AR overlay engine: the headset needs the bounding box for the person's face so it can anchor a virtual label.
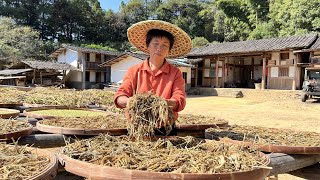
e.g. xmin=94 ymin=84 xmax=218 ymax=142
xmin=147 ymin=36 xmax=170 ymax=59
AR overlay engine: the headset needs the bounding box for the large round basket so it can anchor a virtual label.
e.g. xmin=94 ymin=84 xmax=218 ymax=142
xmin=175 ymin=120 xmax=228 ymax=138
xmin=58 ymin=153 xmax=270 ymax=180
xmin=0 ymin=102 xmax=22 ymax=108
xmin=205 ymin=132 xmax=320 ymax=154
xmin=0 ymin=126 xmax=33 ymax=141
xmin=4 ymin=146 xmax=58 ymax=180
xmin=58 ymin=137 xmax=271 ymax=180
xmin=36 ymin=121 xmax=127 ymax=136
xmin=0 ymin=108 xmax=20 ymax=118
xmin=23 ymin=107 xmax=107 ymax=119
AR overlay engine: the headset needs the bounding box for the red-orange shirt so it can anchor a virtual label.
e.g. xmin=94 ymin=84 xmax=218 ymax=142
xmin=114 ymin=59 xmax=186 ymax=119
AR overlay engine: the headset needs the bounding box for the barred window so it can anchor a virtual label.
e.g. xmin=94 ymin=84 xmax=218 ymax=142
xmin=279 ymin=68 xmax=289 ymax=77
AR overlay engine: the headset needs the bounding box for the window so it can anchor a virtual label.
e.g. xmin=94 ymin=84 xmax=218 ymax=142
xmin=182 ymin=72 xmax=187 ymax=83
xmin=86 ymin=53 xmax=90 ymax=61
xmin=280 ymin=53 xmax=289 ymax=60
xmin=96 ymin=54 xmax=101 ymax=63
xmin=279 ymin=68 xmax=289 ymax=77
xmin=85 ymin=71 xmax=90 ymax=81
xmin=96 ymin=72 xmax=101 ymax=83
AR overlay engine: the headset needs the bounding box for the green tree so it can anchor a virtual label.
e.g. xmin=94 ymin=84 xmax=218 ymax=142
xmin=269 ymin=0 xmax=320 ymax=36
xmin=192 ymin=37 xmax=209 ymax=47
xmin=0 ymin=17 xmax=42 ymax=66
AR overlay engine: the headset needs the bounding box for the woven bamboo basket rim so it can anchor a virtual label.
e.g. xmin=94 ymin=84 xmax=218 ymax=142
xmin=23 ymin=107 xmax=107 ymax=119
xmin=0 ymin=108 xmax=21 ymax=119
xmin=175 ymin=121 xmax=229 ymax=130
xmin=0 ymin=126 xmax=33 ymax=141
xmin=205 ymin=131 xmax=320 ymax=154
xmin=4 ymin=145 xmax=58 ymax=180
xmin=36 ymin=120 xmax=127 ymax=136
xmin=0 ymin=102 xmax=22 ymax=108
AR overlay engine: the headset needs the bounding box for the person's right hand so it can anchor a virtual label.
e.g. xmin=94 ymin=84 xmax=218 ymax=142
xmin=125 ymin=97 xmax=133 ymax=122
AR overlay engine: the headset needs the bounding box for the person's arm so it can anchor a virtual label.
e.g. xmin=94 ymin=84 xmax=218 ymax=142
xmin=114 ymin=68 xmax=136 ymax=108
xmin=170 ymin=70 xmax=186 ymax=112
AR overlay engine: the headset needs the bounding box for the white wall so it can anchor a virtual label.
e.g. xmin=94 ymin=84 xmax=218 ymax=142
xmin=90 ymin=71 xmax=96 ymax=82
xmin=57 ymin=49 xmax=78 ymax=68
xmin=178 ymin=67 xmax=192 ymax=84
xmin=111 ymin=57 xmax=142 ymax=83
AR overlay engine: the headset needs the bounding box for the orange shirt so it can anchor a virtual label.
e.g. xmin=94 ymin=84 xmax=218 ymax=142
xmin=114 ymin=59 xmax=186 ymax=119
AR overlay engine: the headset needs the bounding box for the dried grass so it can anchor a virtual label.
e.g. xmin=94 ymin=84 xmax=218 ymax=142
xmin=178 ymin=114 xmax=227 ymax=125
xmin=62 ymin=134 xmax=269 ymax=173
xmin=39 ymin=115 xmax=127 ymax=129
xmin=206 ymin=125 xmax=320 ymax=147
xmin=0 ymin=143 xmax=50 ymax=179
xmin=0 ymin=119 xmax=32 ymax=135
xmin=126 ymin=93 xmax=174 ymax=139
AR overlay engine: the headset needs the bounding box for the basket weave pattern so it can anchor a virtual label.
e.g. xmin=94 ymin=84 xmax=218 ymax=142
xmin=128 ymin=20 xmax=192 ymax=58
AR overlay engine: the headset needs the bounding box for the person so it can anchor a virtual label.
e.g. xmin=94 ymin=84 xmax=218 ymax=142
xmin=114 ymin=20 xmax=192 ymax=135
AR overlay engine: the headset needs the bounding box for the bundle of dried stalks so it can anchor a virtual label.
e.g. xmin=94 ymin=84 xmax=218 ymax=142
xmin=0 ymin=119 xmax=32 ymax=135
xmin=178 ymin=114 xmax=227 ymax=125
xmin=40 ymin=115 xmax=127 ymax=129
xmin=126 ymin=93 xmax=174 ymax=139
xmin=206 ymin=125 xmax=320 ymax=147
xmin=0 ymin=143 xmax=49 ymax=179
xmin=62 ymin=134 xmax=269 ymax=173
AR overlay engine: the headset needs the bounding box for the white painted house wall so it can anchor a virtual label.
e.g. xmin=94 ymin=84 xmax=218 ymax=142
xmin=57 ymin=49 xmax=78 ymax=67
xmin=178 ymin=67 xmax=191 ymax=84
xmin=111 ymin=57 xmax=142 ymax=83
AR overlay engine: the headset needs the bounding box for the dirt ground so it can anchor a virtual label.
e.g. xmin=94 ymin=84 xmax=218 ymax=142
xmin=181 ymin=89 xmax=320 ymax=180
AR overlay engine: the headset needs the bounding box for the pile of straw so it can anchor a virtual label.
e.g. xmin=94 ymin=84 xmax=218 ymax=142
xmin=62 ymin=134 xmax=269 ymax=173
xmin=126 ymin=93 xmax=174 ymax=138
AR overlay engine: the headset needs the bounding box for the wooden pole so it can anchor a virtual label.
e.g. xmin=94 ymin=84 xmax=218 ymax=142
xmin=40 ymin=71 xmax=42 ymax=85
xmin=292 ymin=53 xmax=298 ymax=90
xmin=32 ymin=69 xmax=36 ymax=85
xmin=195 ymin=64 xmax=198 ymax=87
xmin=215 ymin=58 xmax=219 ymax=87
xmin=267 ymin=153 xmax=320 ymax=176
xmin=222 ymin=57 xmax=225 ymax=88
xmin=262 ymin=54 xmax=267 ymax=90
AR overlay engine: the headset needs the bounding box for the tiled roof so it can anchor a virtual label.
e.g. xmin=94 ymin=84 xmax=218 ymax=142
xmin=99 ymin=52 xmax=193 ymax=67
xmin=50 ymin=44 xmax=119 ymax=58
xmin=0 ymin=69 xmax=32 ymax=75
xmin=188 ymin=34 xmax=318 ymax=57
xmin=309 ymin=36 xmax=320 ymax=51
xmin=21 ymin=60 xmax=79 ymax=70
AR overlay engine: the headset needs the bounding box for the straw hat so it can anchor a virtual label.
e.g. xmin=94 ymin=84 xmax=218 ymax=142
xmin=127 ymin=20 xmax=192 ymax=58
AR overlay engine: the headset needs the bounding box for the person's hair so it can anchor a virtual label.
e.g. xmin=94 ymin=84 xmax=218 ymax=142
xmin=146 ymin=29 xmax=174 ymax=50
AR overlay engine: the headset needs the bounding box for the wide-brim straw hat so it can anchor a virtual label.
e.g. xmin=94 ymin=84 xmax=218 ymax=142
xmin=127 ymin=20 xmax=192 ymax=58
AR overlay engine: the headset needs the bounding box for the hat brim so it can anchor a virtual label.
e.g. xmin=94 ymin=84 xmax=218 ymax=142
xmin=127 ymin=20 xmax=192 ymax=58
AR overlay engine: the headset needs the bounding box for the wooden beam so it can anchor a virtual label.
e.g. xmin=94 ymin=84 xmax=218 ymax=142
xmin=261 ymin=54 xmax=267 ymax=90
xmin=267 ymin=153 xmax=320 ymax=176
xmin=289 ymin=163 xmax=320 ymax=179
xmin=292 ymin=54 xmax=298 ymax=90
xmin=215 ymin=59 xmax=219 ymax=87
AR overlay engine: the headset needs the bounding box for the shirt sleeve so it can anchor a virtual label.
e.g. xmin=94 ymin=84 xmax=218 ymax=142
xmin=170 ymin=69 xmax=186 ymax=112
xmin=114 ymin=67 xmax=136 ymax=108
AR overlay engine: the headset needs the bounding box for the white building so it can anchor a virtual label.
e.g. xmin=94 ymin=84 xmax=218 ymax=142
xmin=99 ymin=52 xmax=194 ymax=90
xmin=50 ymin=44 xmax=118 ymax=89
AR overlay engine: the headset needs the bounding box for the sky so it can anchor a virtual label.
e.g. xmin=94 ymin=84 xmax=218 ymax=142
xmin=98 ymin=0 xmax=129 ymax=12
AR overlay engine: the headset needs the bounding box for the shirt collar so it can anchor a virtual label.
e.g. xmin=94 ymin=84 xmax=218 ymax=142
xmin=141 ymin=58 xmax=170 ymax=75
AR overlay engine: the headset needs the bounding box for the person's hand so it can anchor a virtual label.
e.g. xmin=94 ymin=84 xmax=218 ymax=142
xmin=125 ymin=97 xmax=133 ymax=122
